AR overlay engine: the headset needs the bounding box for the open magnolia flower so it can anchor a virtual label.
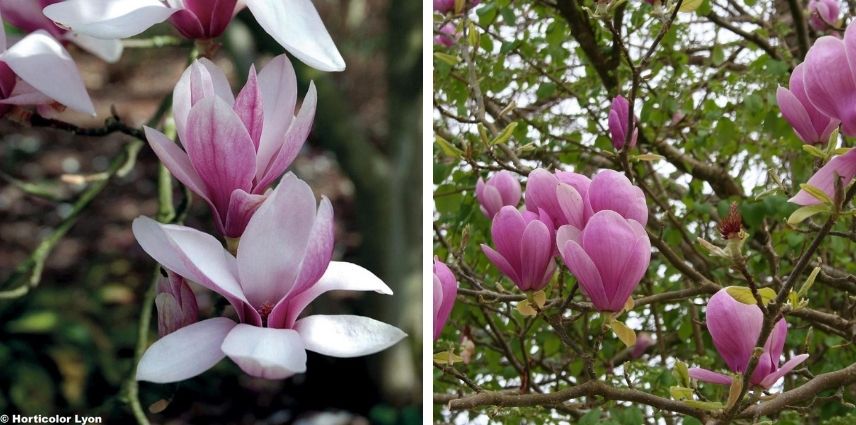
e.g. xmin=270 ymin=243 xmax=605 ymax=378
xmin=0 ymin=11 xmax=95 ymax=116
xmin=43 ymin=0 xmax=345 ymax=71
xmin=145 ymin=55 xmax=315 ymax=238
xmin=689 ymin=289 xmax=809 ymax=389
xmin=789 ymin=148 xmax=856 ymax=206
xmin=0 ymin=0 xmax=122 ymax=62
xmin=132 ymin=173 xmax=406 ymax=382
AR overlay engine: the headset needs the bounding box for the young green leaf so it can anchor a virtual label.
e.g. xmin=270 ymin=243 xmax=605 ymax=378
xmin=787 ymin=204 xmax=829 ymax=226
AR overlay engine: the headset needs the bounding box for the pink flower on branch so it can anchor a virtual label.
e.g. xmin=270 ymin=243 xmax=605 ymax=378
xmin=688 ymin=289 xmax=809 ymax=389
xmin=802 ymin=24 xmax=856 ymax=137
xmin=43 ymin=0 xmax=345 ymax=71
xmin=776 ymin=63 xmax=839 ymax=145
xmin=789 ymin=148 xmax=856 ymax=206
xmin=808 ymin=0 xmax=839 ymax=31
xmin=145 ymin=55 xmax=316 ymax=238
xmin=133 ymin=174 xmax=406 ymax=382
xmin=0 ymin=0 xmax=122 ymax=62
xmin=155 ymin=271 xmax=198 ymax=337
xmin=433 ymin=258 xmax=457 ymax=341
xmin=434 ymin=23 xmax=457 ymax=48
xmin=556 ymin=210 xmax=650 ymax=312
xmin=475 ymin=170 xmax=521 ymax=219
xmin=608 ymin=95 xmax=637 ymax=151
xmin=0 ymin=11 xmax=95 ymax=116
xmin=481 ymin=206 xmax=557 ymax=292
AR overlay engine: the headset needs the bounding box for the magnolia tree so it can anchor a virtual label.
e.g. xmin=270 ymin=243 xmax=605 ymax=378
xmin=0 ymin=0 xmax=419 ymax=422
xmin=433 ymin=0 xmax=856 ymax=424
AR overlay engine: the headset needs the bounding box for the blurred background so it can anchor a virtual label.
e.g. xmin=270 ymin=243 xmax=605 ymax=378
xmin=0 ymin=1 xmax=422 ymax=424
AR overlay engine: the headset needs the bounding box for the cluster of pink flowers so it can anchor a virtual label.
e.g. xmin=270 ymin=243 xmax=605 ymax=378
xmin=0 ymin=1 xmax=405 ymax=383
xmin=478 ymin=168 xmax=650 ymax=311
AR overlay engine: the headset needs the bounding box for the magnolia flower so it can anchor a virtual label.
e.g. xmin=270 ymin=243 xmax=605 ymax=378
xmin=525 ymin=168 xmax=587 ymax=229
xmin=481 ymin=206 xmax=556 ymax=292
xmin=802 ymin=24 xmax=856 ymax=137
xmin=556 ymin=210 xmax=650 ymax=312
xmin=808 ymin=0 xmax=839 ymax=31
xmin=133 ymin=173 xmax=406 ymax=382
xmin=43 ymin=0 xmax=345 ymax=71
xmin=433 ymin=258 xmax=457 ymax=341
xmin=433 ymin=0 xmax=480 ymax=14
xmin=608 ymin=95 xmax=637 ymax=150
xmin=0 ymin=12 xmax=95 ymax=116
xmin=475 ymin=171 xmax=521 ymax=218
xmin=689 ymin=289 xmax=809 ymax=389
xmin=777 ymin=63 xmax=839 ymax=145
xmin=789 ymin=148 xmax=856 ymax=206
xmin=144 ymin=55 xmax=315 ymax=238
xmin=631 ymin=332 xmax=654 ymax=359
xmin=0 ymin=0 xmax=122 ymax=62
xmin=434 ymin=23 xmax=457 ymax=48
xmin=588 ymin=170 xmax=648 ymax=225
xmin=155 ymin=271 xmax=198 ymax=337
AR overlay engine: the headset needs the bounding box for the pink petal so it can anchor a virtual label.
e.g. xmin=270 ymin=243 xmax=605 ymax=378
xmin=173 ymin=58 xmax=234 ymax=142
xmin=519 ymin=219 xmax=553 ymax=291
xmin=777 ymin=86 xmax=820 ymax=143
xmin=556 ymin=183 xmax=585 ymax=229
xmin=237 ymin=173 xmax=315 ymax=309
xmin=136 ymin=317 xmax=236 ymax=383
xmin=609 ymin=220 xmax=651 ymax=311
xmin=581 ymin=211 xmax=643 ymax=305
xmin=233 ymin=64 xmax=264 ymax=148
xmin=588 ymin=170 xmax=648 ymax=225
xmin=184 ymin=96 xmax=256 ymax=218
xmin=276 ymin=261 xmax=393 ymax=329
xmin=481 ymin=244 xmax=520 ymax=287
xmin=758 ymin=354 xmax=809 ymax=389
xmin=490 ymin=206 xmax=526 ymax=271
xmin=789 ymin=148 xmax=856 ymax=205
xmin=222 ymin=188 xmax=266 ymax=238
xmin=144 ymin=126 xmax=209 ymax=203
xmin=433 ymin=259 xmax=457 ymax=341
xmin=256 ymin=81 xmax=317 ymax=191
xmin=688 ymin=367 xmax=733 ymax=385
xmin=524 ymin=168 xmax=563 ymax=226
xmin=558 ymin=240 xmax=610 ymax=310
xmin=764 ymin=319 xmax=789 ymax=364
xmin=1 ymin=0 xmax=64 ymax=38
xmin=295 ymin=314 xmax=406 ymax=357
xmin=2 ymin=30 xmax=94 ymax=115
xmin=285 ymin=196 xmax=334 ymax=297
xmin=706 ymin=288 xmax=763 ymax=373
xmin=221 ymin=324 xmax=307 ymax=379
xmin=254 ymin=54 xmax=298 ymax=179
xmin=804 ymin=36 xmax=856 ymax=136
xmin=433 ymin=275 xmax=444 ymax=340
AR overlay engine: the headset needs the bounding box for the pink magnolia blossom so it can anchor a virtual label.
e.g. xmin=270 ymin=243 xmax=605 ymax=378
xmin=608 ymin=95 xmax=637 ymax=150
xmin=434 ymin=23 xmax=457 ymax=48
xmin=434 ymin=0 xmax=480 ymax=14
xmin=689 ymin=289 xmax=809 ymax=389
xmin=475 ymin=171 xmax=521 ymax=218
xmin=0 ymin=0 xmax=122 ymax=62
xmin=0 ymin=12 xmax=94 ymax=116
xmin=631 ymin=332 xmax=654 ymax=359
xmin=481 ymin=206 xmax=557 ymax=292
xmin=433 ymin=258 xmax=457 ymax=341
xmin=808 ymin=0 xmax=839 ymax=31
xmin=556 ymin=210 xmax=650 ymax=312
xmin=43 ymin=0 xmax=345 ymax=71
xmin=587 ymin=170 xmax=648 ymax=225
xmin=144 ymin=55 xmax=316 ymax=238
xmin=525 ymin=168 xmax=588 ymax=230
xmin=133 ymin=173 xmax=406 ymax=382
xmin=155 ymin=271 xmax=198 ymax=337
xmin=802 ymin=24 xmax=856 ymax=136
xmin=789 ymin=148 xmax=856 ymax=206
xmin=777 ymin=63 xmax=839 ymax=145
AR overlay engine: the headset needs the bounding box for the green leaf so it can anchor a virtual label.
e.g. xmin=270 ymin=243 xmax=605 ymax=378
xmin=516 ymin=300 xmax=537 ymax=316
xmin=490 ymin=122 xmax=518 ymax=145
xmin=670 ymin=386 xmax=694 ymax=400
xmin=433 ymin=52 xmax=459 ymax=66
xmin=6 ymin=311 xmax=58 ymax=333
xmin=675 ymin=361 xmax=691 ymax=387
xmin=679 ymin=0 xmax=703 ymax=13
xmin=435 ymin=136 xmax=462 ymax=158
xmin=433 ymin=350 xmax=463 ymax=365
xmin=802 ymin=144 xmax=826 ymax=159
xmin=609 ymin=319 xmax=636 ymax=347
xmin=725 ymin=286 xmax=776 ymax=306
xmin=633 ymin=153 xmax=664 ymax=162
xmin=531 ymin=289 xmax=547 ymax=309
xmin=787 ymin=204 xmax=830 ymax=225
xmin=798 ymin=266 xmax=821 ymax=297
xmin=799 ymin=183 xmax=833 ymax=205
xmin=683 ymin=400 xmax=724 ymax=411
xmin=579 ymin=408 xmax=602 ymax=425
xmin=726 ymin=374 xmax=743 ymax=409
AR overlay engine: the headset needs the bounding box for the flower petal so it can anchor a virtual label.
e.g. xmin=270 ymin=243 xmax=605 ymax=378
xmin=558 ymin=240 xmax=610 ymax=310
xmin=276 ymin=261 xmax=392 ymax=329
xmin=758 ymin=354 xmax=809 ymax=389
xmin=287 ymin=196 xmax=334 ymax=296
xmin=144 ymin=126 xmax=209 ymax=202
xmin=2 ymin=30 xmax=94 ymax=115
xmin=173 ymin=58 xmax=235 ymax=143
xmin=519 ymin=219 xmax=553 ymax=291
xmin=706 ymin=288 xmax=763 ymax=373
xmin=764 ymin=319 xmax=788 ymax=365
xmin=245 ymin=0 xmax=345 ymax=72
xmin=136 ymin=317 xmax=236 ymax=383
xmin=789 ymin=148 xmax=856 ymax=205
xmin=64 ymin=32 xmax=123 ymax=63
xmin=221 ymin=324 xmax=307 ymax=379
xmin=131 ymin=216 xmax=248 ymax=305
xmin=255 ymin=54 xmax=298 ymax=179
xmin=295 ymin=315 xmax=406 ymax=358
xmin=184 ymin=96 xmax=256 ymax=217
xmin=481 ymin=244 xmax=520 ymax=287
xmin=222 ymin=188 xmax=267 ymax=238
xmin=804 ymin=35 xmax=856 ymax=136
xmin=777 ymin=86 xmax=820 ymax=144
xmin=237 ymin=173 xmax=315 ymax=309
xmin=43 ymin=0 xmax=176 ymax=39
xmin=256 ymin=81 xmax=317 ymax=191
xmin=233 ymin=64 xmax=264 ymax=147
xmin=688 ymin=367 xmax=733 ymax=385
xmin=556 ymin=183 xmax=585 ymax=229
